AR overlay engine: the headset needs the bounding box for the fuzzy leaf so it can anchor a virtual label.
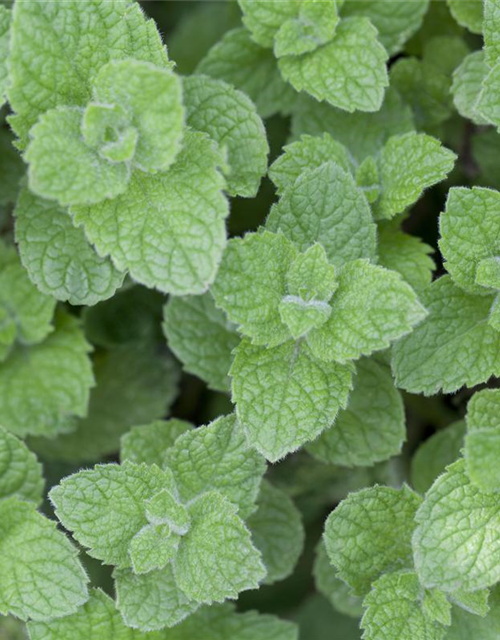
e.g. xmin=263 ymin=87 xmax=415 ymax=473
xmin=324 ymin=485 xmax=422 ymax=595
xmin=121 ymin=419 xmax=193 ymax=468
xmin=183 ymin=75 xmax=268 ymax=198
xmin=231 ymin=338 xmax=353 ymax=462
xmin=238 ymin=0 xmax=300 ymax=48
xmin=129 ymin=524 xmax=180 ymax=575
xmin=464 ymin=389 xmax=500 ymax=492
xmin=446 ymin=586 xmax=500 ymax=639
xmin=0 ymin=498 xmax=89 ymax=621
xmin=15 ymin=188 xmax=124 ymax=306
xmin=476 ymin=66 xmax=500 ymax=133
xmin=71 ymin=130 xmax=228 ymax=295
xmin=0 ymin=428 xmax=44 ymax=505
xmin=451 ymin=52 xmax=489 ymax=125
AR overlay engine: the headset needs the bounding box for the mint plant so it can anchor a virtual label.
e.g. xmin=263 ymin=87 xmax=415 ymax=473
xmin=2 ymin=0 xmax=500 ymax=638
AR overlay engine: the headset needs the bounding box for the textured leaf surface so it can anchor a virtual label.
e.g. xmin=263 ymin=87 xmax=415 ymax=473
xmin=279 ymin=18 xmax=388 ymax=112
xmin=308 ymin=358 xmax=405 ymax=467
xmin=247 ymin=481 xmax=304 ymax=585
xmin=307 ymin=260 xmax=427 ymax=364
xmin=15 ymin=188 xmax=124 ymax=306
xmin=392 ymin=276 xmax=500 ymax=394
xmin=267 ymin=163 xmax=377 ymax=267
xmin=238 ymin=0 xmax=299 ymax=48
xmin=72 ymin=130 xmax=228 ymax=295
xmin=413 ymin=459 xmax=500 ymax=592
xmin=163 ymin=292 xmax=239 ymax=392
xmin=121 ymin=419 xmax=192 ymax=468
xmin=231 ymin=338 xmax=353 ymax=462
xmin=0 ymin=428 xmax=43 ymax=504
xmin=164 ymin=414 xmax=266 ymax=519
xmin=173 ymin=492 xmax=266 ymax=604
xmin=324 ymin=485 xmax=422 ymax=595
xmin=50 ymin=462 xmax=177 ymax=568
xmin=484 ymin=0 xmax=500 ymax=67
xmin=0 ymin=498 xmax=88 ymax=621
xmin=183 ymin=75 xmax=268 ymax=198
xmin=445 ymin=585 xmax=500 ymax=639
xmin=374 ymin=133 xmax=456 ymax=220
xmin=464 ymin=389 xmax=500 ymax=492
xmin=129 ymin=524 xmax=180 ymax=575
xmin=451 ymin=52 xmax=488 ymax=125
xmin=0 ymin=312 xmax=93 ymax=437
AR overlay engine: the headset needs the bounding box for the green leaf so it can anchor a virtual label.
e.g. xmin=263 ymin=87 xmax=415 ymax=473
xmin=247 ymin=480 xmax=304 ymax=585
xmin=361 ymin=570 xmax=449 ymax=640
xmin=129 ymin=524 xmax=180 ymax=575
xmin=84 ymin=59 xmax=183 ymax=174
xmin=440 ymin=187 xmax=500 ymax=295
xmin=50 ymin=461 xmax=178 ymax=569
xmin=114 ymin=564 xmax=199 ymax=631
xmin=267 ymin=163 xmax=377 ymax=267
xmin=0 ymin=6 xmax=10 ymax=109
xmin=121 ymin=419 xmax=193 ymax=468
xmin=377 ymin=221 xmax=435 ymax=294
xmin=8 ymin=0 xmax=170 ymax=147
xmin=72 ymin=130 xmax=229 ymax=295
xmin=278 ymin=18 xmax=389 ymax=113
xmin=0 ymin=312 xmax=94 ymax=438
xmin=163 ymin=292 xmax=240 ymax=393
xmin=183 ymin=75 xmax=268 ymax=198
xmin=164 ymin=414 xmax=266 ymax=519
xmin=324 ymin=485 xmax=422 ymax=595
xmin=269 ymin=133 xmax=353 ymax=196
xmin=467 ymin=388 xmax=500 ymax=431
xmin=238 ymin=0 xmax=301 ymax=48
xmin=198 ymin=28 xmax=298 ymax=119
xmin=14 ymin=188 xmax=125 ymax=306
xmin=28 ymin=589 xmax=164 ymax=640
xmin=307 ymin=358 xmax=405 ymax=467
xmin=306 ymin=259 xmax=427 ymax=364
xmin=313 ymin=541 xmax=364 ymax=618
xmin=211 ymin=231 xmax=297 ymax=348
xmin=411 ymin=421 xmax=466 ymax=495
xmin=25 ymin=106 xmax=130 ymax=207
xmin=446 ymin=585 xmax=500 ymax=639
xmin=451 ymin=52 xmax=489 ymax=125
xmin=291 ymin=86 xmax=414 ymax=164
xmin=476 ymin=62 xmax=500 ymax=130
xmin=231 ymin=338 xmax=353 ymax=462
xmin=164 ymin=603 xmax=299 ymax=640
xmin=484 ymin=0 xmax=500 ymax=67
xmin=293 ymin=594 xmax=362 ymax=640
xmin=145 ymin=490 xmax=190 ymax=533
xmin=173 ymin=492 xmax=266 ymax=604
xmin=0 ymin=498 xmax=89 ymax=621
xmin=413 ymin=458 xmax=500 ymax=592
xmin=464 ymin=389 xmax=500 ymax=492
xmin=0 ymin=428 xmax=44 ymax=505
xmin=392 ymin=276 xmax=500 ymax=394
xmin=341 ymin=0 xmax=430 ymax=56
xmin=447 ymin=0 xmax=483 ymax=33
xmin=355 ymin=156 xmax=380 ymax=204
xmin=0 ymin=129 xmax=25 ymax=207
xmin=374 ymin=133 xmax=456 ymax=220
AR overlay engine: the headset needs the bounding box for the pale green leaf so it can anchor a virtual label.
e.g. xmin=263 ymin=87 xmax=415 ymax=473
xmin=445 ymin=586 xmax=500 ymax=639
xmin=267 ymin=163 xmax=377 ymax=267
xmin=464 ymin=389 xmax=500 ymax=492
xmin=413 ymin=458 xmax=500 ymax=592
xmin=484 ymin=0 xmax=500 ymax=67
xmin=308 ymin=358 xmax=405 ymax=467
xmin=129 ymin=524 xmax=180 ymax=575
xmin=451 ymin=51 xmax=489 ymax=125
xmin=183 ymin=75 xmax=268 ymax=198
xmin=121 ymin=419 xmax=193 ymax=468
xmin=355 ymin=156 xmax=380 ymax=204
xmin=72 ymin=130 xmax=229 ymax=295
xmin=467 ymin=388 xmax=500 ymax=431
xmin=307 ymin=260 xmax=427 ymax=364
xmin=324 ymin=485 xmax=422 ymax=595
xmin=211 ymin=231 xmax=297 ymax=348
xmin=173 ymin=492 xmax=266 ymax=604
xmin=247 ymin=480 xmax=304 ymax=585
xmin=447 ymin=0 xmax=483 ymax=32
xmin=0 ymin=312 xmax=94 ymax=438
xmin=448 ymin=588 xmax=490 ymax=617
xmin=0 ymin=427 xmax=43 ymax=505
xmin=231 ymin=338 xmax=353 ymax=462
xmin=392 ymin=276 xmax=500 ymax=394
xmin=14 ymin=188 xmax=125 ymax=306
xmin=50 ymin=461 xmax=178 ymax=569
xmin=278 ymin=18 xmax=389 ymax=113
xmin=374 ymin=133 xmax=456 ymax=220
xmin=476 ymin=63 xmax=500 ymax=129
xmin=163 ymin=292 xmax=239 ymax=393
xmin=145 ymin=490 xmax=190 ymax=533
xmin=238 ymin=0 xmax=300 ymax=48
xmin=0 ymin=498 xmax=89 ymax=621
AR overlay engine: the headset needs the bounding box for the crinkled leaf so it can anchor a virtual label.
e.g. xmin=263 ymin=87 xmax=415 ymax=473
xmin=231 ymin=338 xmax=353 ymax=462
xmin=451 ymin=52 xmax=489 ymax=125
xmin=163 ymin=292 xmax=239 ymax=393
xmin=267 ymin=163 xmax=377 ymax=267
xmin=467 ymin=388 xmax=500 ymax=431
xmin=173 ymin=492 xmax=266 ymax=604
xmin=0 ymin=498 xmax=89 ymax=621
xmin=324 ymin=485 xmax=422 ymax=595
xmin=0 ymin=428 xmax=43 ymax=505
xmin=72 ymin=130 xmax=228 ymax=295
xmin=238 ymin=0 xmax=300 ymax=48
xmin=446 ymin=585 xmax=500 ymax=639
xmin=129 ymin=524 xmax=180 ymax=575
xmin=15 ymin=188 xmax=124 ymax=306
xmin=464 ymin=389 xmax=500 ymax=492
xmin=476 ymin=63 xmax=500 ymax=130
xmin=374 ymin=133 xmax=456 ymax=220
xmin=484 ymin=0 xmax=500 ymax=67
xmin=50 ymin=461 xmax=178 ymax=569
xmin=247 ymin=480 xmax=304 ymax=585
xmin=278 ymin=18 xmax=389 ymax=113
xmin=392 ymin=276 xmax=500 ymax=394
xmin=121 ymin=419 xmax=193 ymax=468
xmin=308 ymin=358 xmax=405 ymax=467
